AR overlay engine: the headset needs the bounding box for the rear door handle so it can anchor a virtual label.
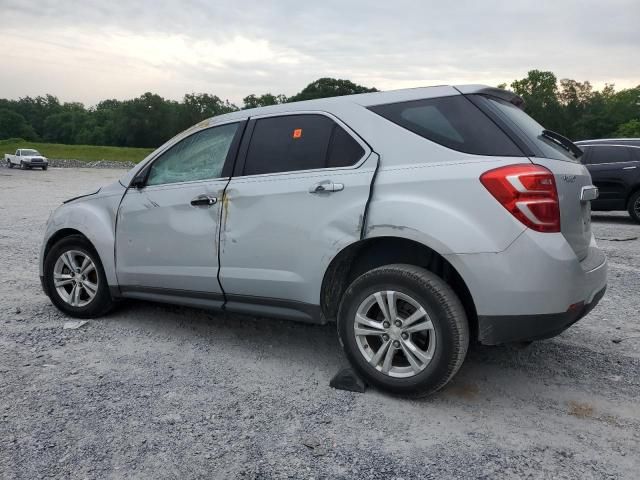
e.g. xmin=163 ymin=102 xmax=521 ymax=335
xmin=309 ymin=181 xmax=344 ymax=194
xmin=190 ymin=195 xmax=217 ymax=206
xmin=622 ymin=166 xmax=637 ymax=170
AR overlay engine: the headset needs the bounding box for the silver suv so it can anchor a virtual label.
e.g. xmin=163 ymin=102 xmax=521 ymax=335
xmin=39 ymin=85 xmax=607 ymax=396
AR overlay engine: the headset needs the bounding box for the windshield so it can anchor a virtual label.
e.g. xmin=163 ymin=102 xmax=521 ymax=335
xmin=480 ymin=96 xmax=578 ymax=162
xmin=21 ymin=149 xmax=40 ymax=156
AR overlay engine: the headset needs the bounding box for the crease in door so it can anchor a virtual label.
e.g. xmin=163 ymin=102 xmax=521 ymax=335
xmin=216 ymin=119 xmax=249 ymax=309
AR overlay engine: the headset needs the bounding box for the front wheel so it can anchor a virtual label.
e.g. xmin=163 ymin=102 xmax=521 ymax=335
xmin=42 ymin=165 xmax=48 ymax=170
xmin=20 ymin=161 xmax=26 ymax=170
xmin=628 ymin=191 xmax=640 ymax=223
xmin=337 ymin=264 xmax=469 ymax=397
xmin=43 ymin=235 xmax=113 ymax=318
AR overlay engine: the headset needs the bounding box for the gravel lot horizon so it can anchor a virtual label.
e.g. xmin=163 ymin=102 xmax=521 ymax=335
xmin=1 ymin=167 xmax=639 ymax=479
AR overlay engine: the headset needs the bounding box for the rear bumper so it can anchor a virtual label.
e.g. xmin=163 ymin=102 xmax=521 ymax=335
xmin=477 ymin=286 xmax=606 ymax=345
xmin=445 ymin=229 xmax=608 ymax=345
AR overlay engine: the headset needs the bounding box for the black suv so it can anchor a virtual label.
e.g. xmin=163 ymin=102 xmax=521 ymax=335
xmin=576 ymin=139 xmax=640 ymax=223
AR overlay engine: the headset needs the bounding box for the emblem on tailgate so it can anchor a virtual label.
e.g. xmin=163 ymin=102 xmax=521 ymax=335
xmin=562 ymin=175 xmax=577 ymax=183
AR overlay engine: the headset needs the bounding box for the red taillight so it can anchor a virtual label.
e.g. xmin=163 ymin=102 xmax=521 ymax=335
xmin=480 ymin=164 xmax=560 ymax=233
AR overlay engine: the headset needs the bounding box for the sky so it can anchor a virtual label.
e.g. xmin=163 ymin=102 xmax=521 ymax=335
xmin=1 ymin=0 xmax=639 ymax=106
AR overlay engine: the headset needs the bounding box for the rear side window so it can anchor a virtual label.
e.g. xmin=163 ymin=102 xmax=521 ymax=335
xmin=478 ymin=96 xmax=579 ymax=162
xmin=368 ymin=96 xmax=523 ymax=156
xmin=327 ymin=125 xmax=365 ymax=168
xmin=243 ymin=114 xmax=364 ymax=175
xmin=585 ymin=146 xmax=632 ymax=165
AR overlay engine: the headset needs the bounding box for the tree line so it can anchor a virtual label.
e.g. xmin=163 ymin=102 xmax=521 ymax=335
xmin=0 ymin=72 xmax=638 ymax=149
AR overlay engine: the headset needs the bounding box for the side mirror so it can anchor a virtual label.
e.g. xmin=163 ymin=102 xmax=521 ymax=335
xmin=130 ymin=173 xmax=147 ymax=189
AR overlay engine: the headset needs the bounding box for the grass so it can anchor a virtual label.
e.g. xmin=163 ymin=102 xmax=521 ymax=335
xmin=0 ymin=138 xmax=153 ymax=163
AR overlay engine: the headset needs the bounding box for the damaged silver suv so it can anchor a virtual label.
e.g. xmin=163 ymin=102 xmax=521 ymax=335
xmin=40 ymin=85 xmax=607 ymax=396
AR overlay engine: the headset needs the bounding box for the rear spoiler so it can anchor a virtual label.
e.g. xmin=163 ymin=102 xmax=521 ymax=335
xmin=454 ymin=85 xmax=525 ymax=110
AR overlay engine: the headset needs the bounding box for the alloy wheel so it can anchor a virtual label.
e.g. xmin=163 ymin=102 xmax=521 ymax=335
xmin=354 ymin=290 xmax=436 ymax=378
xmin=53 ymin=250 xmax=99 ymax=307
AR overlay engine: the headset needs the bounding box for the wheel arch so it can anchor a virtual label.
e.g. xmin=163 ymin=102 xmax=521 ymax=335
xmin=626 ymin=184 xmax=640 ymax=206
xmin=41 ymin=201 xmax=118 ymax=287
xmin=43 ymin=228 xmax=90 ymax=261
xmin=320 ymin=236 xmax=478 ymax=339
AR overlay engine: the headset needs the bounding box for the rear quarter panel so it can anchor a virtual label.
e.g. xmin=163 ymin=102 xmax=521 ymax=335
xmin=342 ymin=106 xmax=529 ymax=254
xmin=365 ymin=156 xmax=527 ymax=254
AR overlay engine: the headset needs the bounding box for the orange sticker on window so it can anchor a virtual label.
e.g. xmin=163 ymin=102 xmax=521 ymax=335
xmin=292 ymin=128 xmax=302 ymax=139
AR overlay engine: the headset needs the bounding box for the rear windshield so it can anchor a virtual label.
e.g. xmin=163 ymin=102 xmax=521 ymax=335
xmin=478 ymin=96 xmax=578 ymax=162
xmin=368 ymin=96 xmax=523 ymax=156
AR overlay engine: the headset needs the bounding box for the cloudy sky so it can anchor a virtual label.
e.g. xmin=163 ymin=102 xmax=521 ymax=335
xmin=1 ymin=0 xmax=638 ymax=106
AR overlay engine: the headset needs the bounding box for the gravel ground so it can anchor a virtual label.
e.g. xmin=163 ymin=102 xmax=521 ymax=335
xmin=1 ymin=166 xmax=639 ymax=479
xmin=46 ymin=159 xmax=138 ymax=169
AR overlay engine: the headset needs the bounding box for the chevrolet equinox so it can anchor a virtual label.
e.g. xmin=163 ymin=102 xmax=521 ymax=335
xmin=40 ymin=85 xmax=607 ymax=396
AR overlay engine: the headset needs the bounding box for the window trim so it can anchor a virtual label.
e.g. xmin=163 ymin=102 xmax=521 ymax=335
xmin=130 ymin=119 xmax=246 ymax=189
xmin=582 ymin=145 xmax=634 ymax=165
xmin=232 ymin=111 xmax=371 ymax=179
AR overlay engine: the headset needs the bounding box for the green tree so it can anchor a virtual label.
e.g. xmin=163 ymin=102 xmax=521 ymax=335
xmin=180 ymin=93 xmax=237 ymax=128
xmin=12 ymin=95 xmax=62 ymax=138
xmin=614 ymin=119 xmax=640 ymax=137
xmin=510 ymin=70 xmax=563 ymax=132
xmin=288 ymin=78 xmax=377 ymax=102
xmin=0 ymin=109 xmax=37 ymax=140
xmin=242 ymin=93 xmax=287 ymax=109
xmin=42 ymin=102 xmax=91 ymax=144
xmin=558 ymin=79 xmax=594 ymax=139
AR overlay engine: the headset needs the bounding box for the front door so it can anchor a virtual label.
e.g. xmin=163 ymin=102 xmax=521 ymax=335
xmin=219 ymin=113 xmax=376 ymax=307
xmin=116 ymin=122 xmax=241 ymax=294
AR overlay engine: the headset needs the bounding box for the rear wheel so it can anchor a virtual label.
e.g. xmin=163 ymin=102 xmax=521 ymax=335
xmin=628 ymin=191 xmax=640 ymax=223
xmin=44 ymin=235 xmax=113 ymax=318
xmin=337 ymin=264 xmax=469 ymax=397
xmin=7 ymin=160 xmax=13 ymax=169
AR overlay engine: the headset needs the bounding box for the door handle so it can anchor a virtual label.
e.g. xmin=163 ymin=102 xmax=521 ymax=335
xmin=622 ymin=166 xmax=637 ymax=170
xmin=309 ymin=181 xmax=344 ymax=194
xmin=190 ymin=195 xmax=217 ymax=206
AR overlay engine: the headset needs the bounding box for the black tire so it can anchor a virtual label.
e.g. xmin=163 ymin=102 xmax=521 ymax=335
xmin=337 ymin=264 xmax=469 ymax=397
xmin=7 ymin=160 xmax=13 ymax=169
xmin=43 ymin=234 xmax=113 ymax=318
xmin=20 ymin=161 xmax=26 ymax=170
xmin=42 ymin=165 xmax=48 ymax=171
xmin=628 ymin=190 xmax=640 ymax=223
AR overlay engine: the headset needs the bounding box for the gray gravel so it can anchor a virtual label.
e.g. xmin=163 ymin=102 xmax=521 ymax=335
xmin=1 ymin=166 xmax=639 ymax=479
xmin=47 ymin=158 xmax=138 ymax=169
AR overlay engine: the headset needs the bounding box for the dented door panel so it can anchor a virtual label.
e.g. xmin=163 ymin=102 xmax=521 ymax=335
xmin=116 ymin=180 xmax=227 ymax=292
xmin=219 ymin=154 xmax=378 ymax=305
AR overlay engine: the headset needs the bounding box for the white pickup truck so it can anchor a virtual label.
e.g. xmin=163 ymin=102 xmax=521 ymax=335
xmin=5 ymin=148 xmax=49 ymax=170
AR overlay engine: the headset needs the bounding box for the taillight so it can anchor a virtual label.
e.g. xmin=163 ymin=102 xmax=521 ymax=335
xmin=480 ymin=164 xmax=560 ymax=233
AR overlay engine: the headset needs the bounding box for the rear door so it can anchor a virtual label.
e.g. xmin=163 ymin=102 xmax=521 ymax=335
xmin=584 ymin=145 xmax=638 ymax=206
xmin=219 ymin=112 xmax=376 ymax=307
